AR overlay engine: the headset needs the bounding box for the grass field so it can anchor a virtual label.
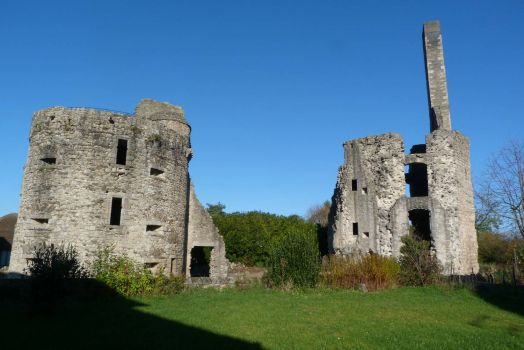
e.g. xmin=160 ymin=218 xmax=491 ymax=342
xmin=1 ymin=285 xmax=523 ymax=349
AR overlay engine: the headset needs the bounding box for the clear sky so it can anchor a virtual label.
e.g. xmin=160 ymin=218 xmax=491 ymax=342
xmin=1 ymin=1 xmax=523 ymax=217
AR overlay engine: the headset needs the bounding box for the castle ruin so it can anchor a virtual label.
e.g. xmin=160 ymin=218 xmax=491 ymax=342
xmin=328 ymin=21 xmax=479 ymax=275
xmin=9 ymin=99 xmax=231 ymax=283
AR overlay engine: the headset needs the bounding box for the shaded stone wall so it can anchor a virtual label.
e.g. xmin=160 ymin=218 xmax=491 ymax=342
xmin=10 ymin=99 xmax=231 ymax=280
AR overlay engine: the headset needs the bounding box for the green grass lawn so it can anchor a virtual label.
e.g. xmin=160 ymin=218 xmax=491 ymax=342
xmin=2 ymin=285 xmax=523 ymax=349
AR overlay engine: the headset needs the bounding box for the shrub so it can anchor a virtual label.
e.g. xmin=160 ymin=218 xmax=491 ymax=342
xmin=477 ymin=231 xmax=513 ymax=265
xmin=266 ymin=228 xmax=321 ymax=288
xmin=207 ymin=205 xmax=319 ymax=267
xmin=153 ymin=274 xmax=186 ymax=295
xmin=320 ymin=254 xmax=399 ymax=291
xmin=26 ymin=243 xmax=88 ymax=280
xmin=92 ymin=246 xmax=184 ymax=297
xmin=399 ymin=235 xmax=442 ymax=286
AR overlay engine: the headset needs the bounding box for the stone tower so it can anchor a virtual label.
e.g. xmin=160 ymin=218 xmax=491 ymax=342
xmin=328 ymin=21 xmax=479 ymax=275
xmin=10 ymin=99 xmax=230 ymax=282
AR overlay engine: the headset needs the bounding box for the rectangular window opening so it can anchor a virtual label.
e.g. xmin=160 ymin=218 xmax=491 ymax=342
xmin=150 ymin=168 xmax=164 ymax=176
xmin=116 ymin=139 xmax=128 ymax=165
xmin=353 ymin=222 xmax=359 ymax=236
xmin=146 ymin=224 xmax=162 ymax=232
xmin=144 ymin=262 xmax=159 ymax=269
xmin=110 ymin=197 xmax=122 ymax=225
xmin=32 ymin=218 xmax=48 ymax=224
xmin=351 ymin=179 xmax=358 ymax=191
xmin=40 ymin=157 xmax=56 ymax=165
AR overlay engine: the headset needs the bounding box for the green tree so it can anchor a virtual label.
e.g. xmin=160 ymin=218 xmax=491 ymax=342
xmin=206 ymin=202 xmax=226 ymax=218
xmin=208 ymin=205 xmax=319 ymax=266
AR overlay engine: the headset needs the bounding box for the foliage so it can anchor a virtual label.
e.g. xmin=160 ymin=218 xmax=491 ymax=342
xmin=399 ymin=235 xmax=442 ymax=286
xmin=475 ymin=190 xmax=502 ymax=233
xmin=305 ymin=200 xmax=331 ymax=227
xmin=478 ymin=231 xmax=513 ymax=265
xmin=206 ymin=202 xmax=226 ymax=218
xmin=26 ymin=243 xmax=88 ymax=280
xmin=207 ymin=203 xmax=319 ymax=266
xmin=305 ymin=201 xmax=331 ymax=256
xmin=266 ymin=228 xmax=321 ymax=288
xmin=153 ymin=274 xmax=186 ymax=296
xmin=92 ymin=246 xmax=184 ymax=297
xmin=477 ymin=232 xmax=524 ymax=284
xmin=320 ymin=254 xmax=400 ymax=291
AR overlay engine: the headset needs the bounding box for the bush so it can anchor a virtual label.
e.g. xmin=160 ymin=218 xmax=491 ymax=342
xmin=266 ymin=228 xmax=321 ymax=288
xmin=478 ymin=231 xmax=513 ymax=265
xmin=92 ymin=247 xmax=184 ymax=297
xmin=26 ymin=243 xmax=88 ymax=280
xmin=207 ymin=205 xmax=320 ymax=267
xmin=320 ymin=254 xmax=399 ymax=291
xmin=399 ymin=235 xmax=442 ymax=286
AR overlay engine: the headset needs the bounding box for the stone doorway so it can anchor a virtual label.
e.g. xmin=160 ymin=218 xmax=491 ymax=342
xmin=189 ymin=246 xmax=213 ymax=277
xmin=408 ymin=209 xmax=431 ymax=243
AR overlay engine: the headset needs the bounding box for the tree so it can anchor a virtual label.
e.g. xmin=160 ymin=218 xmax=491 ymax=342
xmin=206 ymin=202 xmax=226 ymax=218
xmin=475 ymin=189 xmax=501 ymax=233
xmin=480 ymin=140 xmax=524 ymax=238
xmin=208 ymin=206 xmax=318 ymax=266
xmin=305 ymin=201 xmax=331 ymax=227
xmin=477 ymin=231 xmax=512 ymax=265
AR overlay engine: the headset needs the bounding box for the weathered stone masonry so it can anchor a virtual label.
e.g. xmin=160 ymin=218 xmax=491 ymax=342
xmin=328 ymin=21 xmax=479 ymax=275
xmin=10 ymin=99 xmax=230 ymax=283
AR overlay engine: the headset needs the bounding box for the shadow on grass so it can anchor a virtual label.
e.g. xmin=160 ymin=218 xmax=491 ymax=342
xmin=474 ymin=284 xmax=524 ymax=318
xmin=0 ymin=279 xmax=262 ymax=350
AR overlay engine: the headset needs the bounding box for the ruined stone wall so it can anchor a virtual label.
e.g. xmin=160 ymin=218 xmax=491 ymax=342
xmin=328 ymin=20 xmax=478 ymax=275
xmin=426 ymin=131 xmax=478 ymax=274
xmin=10 ymin=99 xmax=192 ymax=274
xmin=329 ymin=130 xmax=478 ymax=274
xmin=328 ymin=133 xmax=405 ymax=256
xmin=186 ymin=184 xmax=230 ymax=284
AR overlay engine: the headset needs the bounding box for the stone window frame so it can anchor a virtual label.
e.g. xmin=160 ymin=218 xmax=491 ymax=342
xmin=29 ymin=213 xmax=52 ymax=227
xmin=38 ymin=149 xmax=58 ymax=167
xmin=145 ymin=220 xmax=164 ymax=235
xmin=149 ymin=162 xmax=166 ymax=178
xmin=404 ymin=159 xmax=430 ymax=198
xmin=113 ymin=136 xmax=131 ymax=169
xmin=106 ymin=193 xmax=126 ymax=229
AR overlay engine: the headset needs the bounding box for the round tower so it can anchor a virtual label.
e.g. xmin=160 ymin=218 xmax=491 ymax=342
xmin=10 ymin=99 xmax=193 ymax=275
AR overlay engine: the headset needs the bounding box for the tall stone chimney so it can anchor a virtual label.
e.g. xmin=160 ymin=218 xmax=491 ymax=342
xmin=423 ymin=20 xmax=452 ymax=132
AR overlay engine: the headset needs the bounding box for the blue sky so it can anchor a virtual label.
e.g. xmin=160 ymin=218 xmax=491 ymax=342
xmin=1 ymin=1 xmax=523 ymax=216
